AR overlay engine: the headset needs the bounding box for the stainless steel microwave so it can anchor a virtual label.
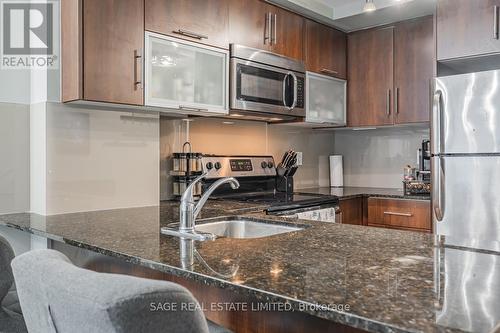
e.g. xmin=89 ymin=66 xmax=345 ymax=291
xmin=230 ymin=44 xmax=305 ymax=119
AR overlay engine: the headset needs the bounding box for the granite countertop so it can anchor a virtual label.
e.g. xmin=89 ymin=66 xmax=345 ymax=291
xmin=297 ymin=186 xmax=431 ymax=201
xmin=1 ymin=201 xmax=498 ymax=333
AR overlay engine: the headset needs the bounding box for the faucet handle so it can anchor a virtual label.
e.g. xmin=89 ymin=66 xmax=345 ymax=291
xmin=180 ymin=172 xmax=208 ymax=203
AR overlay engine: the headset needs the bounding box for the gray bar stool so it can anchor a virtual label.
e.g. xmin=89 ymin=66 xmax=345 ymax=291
xmin=11 ymin=249 xmax=231 ymax=333
xmin=0 ymin=235 xmax=27 ymax=333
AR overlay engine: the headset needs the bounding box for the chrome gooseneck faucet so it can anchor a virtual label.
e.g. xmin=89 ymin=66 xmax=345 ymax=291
xmin=163 ymin=173 xmax=240 ymax=241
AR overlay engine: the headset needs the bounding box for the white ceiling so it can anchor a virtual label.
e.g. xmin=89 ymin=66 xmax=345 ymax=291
xmin=267 ymin=0 xmax=436 ymax=32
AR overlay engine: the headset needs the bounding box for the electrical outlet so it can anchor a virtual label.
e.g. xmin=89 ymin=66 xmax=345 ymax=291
xmin=295 ymin=152 xmax=303 ymax=166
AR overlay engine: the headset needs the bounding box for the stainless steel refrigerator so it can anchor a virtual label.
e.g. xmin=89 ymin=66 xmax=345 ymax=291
xmin=432 ymin=70 xmax=500 ymax=253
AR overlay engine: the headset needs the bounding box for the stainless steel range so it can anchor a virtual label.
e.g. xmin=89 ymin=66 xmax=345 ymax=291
xmin=200 ymin=155 xmax=339 ymax=222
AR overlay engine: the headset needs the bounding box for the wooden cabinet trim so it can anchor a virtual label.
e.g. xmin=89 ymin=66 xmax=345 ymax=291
xmin=61 ymin=0 xmax=83 ymax=102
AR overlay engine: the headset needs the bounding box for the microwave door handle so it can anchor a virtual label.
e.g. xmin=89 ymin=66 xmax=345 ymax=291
xmin=290 ymin=72 xmax=298 ymax=110
xmin=282 ymin=73 xmax=290 ymax=109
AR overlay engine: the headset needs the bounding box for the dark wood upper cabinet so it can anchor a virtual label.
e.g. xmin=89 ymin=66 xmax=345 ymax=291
xmin=229 ymin=0 xmax=304 ymax=60
xmin=347 ymin=16 xmax=434 ymax=127
xmin=269 ymin=7 xmax=304 ymax=61
xmin=82 ymin=0 xmax=144 ymax=105
xmin=394 ymin=16 xmax=434 ymax=124
xmin=437 ymin=0 xmax=500 ymax=61
xmin=305 ymin=20 xmax=346 ymax=79
xmin=229 ymin=0 xmax=273 ymax=51
xmin=145 ymin=0 xmax=229 ymax=49
xmin=348 ymin=27 xmax=394 ymax=127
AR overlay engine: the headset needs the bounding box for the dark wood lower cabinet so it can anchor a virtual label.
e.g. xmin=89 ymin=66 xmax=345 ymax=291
xmin=339 ymin=197 xmax=431 ymax=233
xmin=367 ymin=198 xmax=431 ymax=232
xmin=338 ymin=198 xmax=364 ymax=225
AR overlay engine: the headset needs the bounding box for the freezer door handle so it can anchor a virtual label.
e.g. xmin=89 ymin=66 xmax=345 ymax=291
xmin=432 ymin=156 xmax=445 ymax=221
xmin=431 ymin=90 xmax=442 ymax=155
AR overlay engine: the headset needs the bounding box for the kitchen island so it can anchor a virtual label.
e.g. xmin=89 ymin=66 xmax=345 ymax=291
xmin=1 ymin=201 xmax=498 ymax=333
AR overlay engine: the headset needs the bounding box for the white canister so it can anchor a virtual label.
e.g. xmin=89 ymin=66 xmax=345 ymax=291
xmin=329 ymin=155 xmax=343 ymax=187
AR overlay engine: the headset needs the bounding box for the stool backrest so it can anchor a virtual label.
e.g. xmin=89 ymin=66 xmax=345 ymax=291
xmin=0 ymin=235 xmax=15 ymax=303
xmin=12 ymin=249 xmax=210 ymax=333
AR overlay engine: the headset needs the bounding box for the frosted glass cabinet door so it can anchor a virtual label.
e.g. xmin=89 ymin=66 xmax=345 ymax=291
xmin=145 ymin=32 xmax=229 ymax=114
xmin=306 ymin=72 xmax=346 ymax=125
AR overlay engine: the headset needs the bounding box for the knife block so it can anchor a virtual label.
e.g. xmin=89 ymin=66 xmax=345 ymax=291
xmin=276 ymin=175 xmax=294 ymax=193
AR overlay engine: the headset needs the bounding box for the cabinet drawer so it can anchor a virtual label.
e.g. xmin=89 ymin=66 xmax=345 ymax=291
xmin=367 ymin=198 xmax=431 ymax=231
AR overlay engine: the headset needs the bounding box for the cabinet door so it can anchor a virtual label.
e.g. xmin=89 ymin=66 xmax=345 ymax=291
xmin=305 ymin=20 xmax=346 ymax=79
xmin=306 ymin=72 xmax=346 ymax=125
xmin=229 ymin=0 xmax=272 ymax=51
xmin=367 ymin=198 xmax=431 ymax=232
xmin=83 ymin=0 xmax=144 ymax=105
xmin=145 ymin=0 xmax=229 ymax=49
xmin=437 ymin=0 xmax=500 ymax=61
xmin=339 ymin=198 xmax=363 ymax=225
xmin=348 ymin=27 xmax=394 ymax=127
xmin=394 ymin=16 xmax=434 ymax=124
xmin=145 ymin=34 xmax=228 ymax=114
xmin=269 ymin=7 xmax=304 ymax=60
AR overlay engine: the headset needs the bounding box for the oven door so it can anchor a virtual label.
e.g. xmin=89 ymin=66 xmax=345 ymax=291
xmin=230 ymin=58 xmax=305 ymax=117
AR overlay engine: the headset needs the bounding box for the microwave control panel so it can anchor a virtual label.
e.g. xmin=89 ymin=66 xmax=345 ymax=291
xmin=296 ymin=77 xmax=305 ymax=108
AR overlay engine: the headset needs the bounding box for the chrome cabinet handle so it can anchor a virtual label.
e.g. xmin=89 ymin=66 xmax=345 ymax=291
xmin=494 ymin=6 xmax=499 ymax=39
xmin=320 ymin=68 xmax=338 ymax=76
xmin=264 ymin=12 xmax=271 ymax=44
xmin=432 ymin=156 xmax=445 ymax=221
xmin=173 ymin=29 xmax=208 ymax=40
xmin=179 ymin=105 xmax=209 ymax=112
xmin=384 ymin=211 xmax=413 ymax=217
xmin=431 ymin=91 xmax=442 ymax=155
xmin=386 ymin=89 xmax=391 ymax=116
xmin=134 ymin=49 xmax=142 ymax=89
xmin=394 ymin=87 xmax=399 ymax=115
xmin=272 ymin=13 xmax=277 ymax=45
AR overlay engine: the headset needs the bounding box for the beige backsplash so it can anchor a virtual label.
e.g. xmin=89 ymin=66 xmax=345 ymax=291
xmin=334 ymin=125 xmax=430 ymax=188
xmin=160 ymin=117 xmax=335 ymax=200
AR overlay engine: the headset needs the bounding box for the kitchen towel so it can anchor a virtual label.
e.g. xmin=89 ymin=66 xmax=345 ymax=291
xmin=329 ymin=155 xmax=343 ymax=187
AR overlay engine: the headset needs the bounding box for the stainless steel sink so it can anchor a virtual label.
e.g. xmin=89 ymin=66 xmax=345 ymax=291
xmin=195 ymin=218 xmax=304 ymax=239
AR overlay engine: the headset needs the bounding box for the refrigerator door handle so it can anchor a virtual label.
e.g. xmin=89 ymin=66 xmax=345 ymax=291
xmin=431 ymin=90 xmax=442 ymax=155
xmin=432 ymin=156 xmax=445 ymax=221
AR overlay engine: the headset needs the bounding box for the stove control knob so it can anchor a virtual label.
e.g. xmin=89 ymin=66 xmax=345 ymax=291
xmin=206 ymin=162 xmax=213 ymax=170
xmin=214 ymin=162 xmax=222 ymax=170
xmin=261 ymin=161 xmax=268 ymax=169
xmin=267 ymin=161 xmax=274 ymax=169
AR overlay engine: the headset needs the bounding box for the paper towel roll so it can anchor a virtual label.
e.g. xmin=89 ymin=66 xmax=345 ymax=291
xmin=329 ymin=155 xmax=343 ymax=187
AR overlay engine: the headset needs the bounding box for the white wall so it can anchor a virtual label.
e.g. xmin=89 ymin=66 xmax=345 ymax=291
xmin=333 ymin=125 xmax=430 ymax=188
xmin=0 ymin=103 xmax=30 ymax=214
xmin=45 ymin=103 xmax=160 ymax=214
xmin=160 ymin=117 xmax=335 ymax=199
